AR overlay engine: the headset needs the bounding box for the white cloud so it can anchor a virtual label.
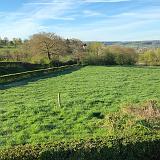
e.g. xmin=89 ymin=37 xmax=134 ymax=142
xmin=0 ymin=0 xmax=160 ymax=41
xmin=23 ymin=0 xmax=75 ymax=20
xmin=48 ymin=18 xmax=160 ymax=41
xmin=83 ymin=10 xmax=104 ymax=16
xmin=0 ymin=19 xmax=47 ymax=39
xmin=0 ymin=0 xmax=76 ymax=39
xmin=112 ymin=7 xmax=160 ymax=20
xmin=44 ymin=5 xmax=160 ymax=41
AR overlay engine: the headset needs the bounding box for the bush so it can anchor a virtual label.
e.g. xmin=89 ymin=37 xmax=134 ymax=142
xmin=139 ymin=49 xmax=160 ymax=66
xmin=39 ymin=58 xmax=50 ymax=65
xmin=0 ymin=136 xmax=160 ymax=160
xmin=82 ymin=52 xmax=103 ymax=65
xmin=83 ymin=44 xmax=137 ymax=66
xmin=108 ymin=46 xmax=137 ymax=65
xmin=103 ymin=49 xmax=115 ymax=65
xmin=50 ymin=59 xmax=77 ymax=67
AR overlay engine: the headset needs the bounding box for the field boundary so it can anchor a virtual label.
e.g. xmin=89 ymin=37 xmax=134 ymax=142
xmin=0 ymin=136 xmax=159 ymax=160
xmin=0 ymin=64 xmax=79 ymax=84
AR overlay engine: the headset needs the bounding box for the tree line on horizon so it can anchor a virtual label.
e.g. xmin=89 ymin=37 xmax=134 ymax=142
xmin=0 ymin=32 xmax=160 ymax=66
xmin=0 ymin=37 xmax=23 ymax=48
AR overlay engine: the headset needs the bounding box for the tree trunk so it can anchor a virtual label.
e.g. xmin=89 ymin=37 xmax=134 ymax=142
xmin=47 ymin=52 xmax=51 ymax=61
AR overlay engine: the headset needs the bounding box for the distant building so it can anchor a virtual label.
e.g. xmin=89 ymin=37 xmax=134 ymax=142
xmin=82 ymin=43 xmax=87 ymax=50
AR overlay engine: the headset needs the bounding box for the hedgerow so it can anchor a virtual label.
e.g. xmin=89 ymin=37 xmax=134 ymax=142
xmin=0 ymin=64 xmax=79 ymax=83
xmin=0 ymin=135 xmax=160 ymax=160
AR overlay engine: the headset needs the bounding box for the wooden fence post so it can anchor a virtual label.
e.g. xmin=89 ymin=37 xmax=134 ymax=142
xmin=58 ymin=92 xmax=61 ymax=107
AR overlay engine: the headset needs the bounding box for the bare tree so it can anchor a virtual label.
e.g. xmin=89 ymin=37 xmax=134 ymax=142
xmin=26 ymin=32 xmax=66 ymax=61
xmin=66 ymin=38 xmax=86 ymax=63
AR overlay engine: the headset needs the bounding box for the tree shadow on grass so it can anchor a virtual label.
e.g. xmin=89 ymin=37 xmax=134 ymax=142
xmin=0 ymin=66 xmax=83 ymax=90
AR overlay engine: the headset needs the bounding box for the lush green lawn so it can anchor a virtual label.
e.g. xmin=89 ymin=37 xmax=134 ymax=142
xmin=0 ymin=66 xmax=160 ymax=148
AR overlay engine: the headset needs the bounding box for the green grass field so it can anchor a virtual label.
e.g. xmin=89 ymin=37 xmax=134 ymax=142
xmin=0 ymin=66 xmax=160 ymax=148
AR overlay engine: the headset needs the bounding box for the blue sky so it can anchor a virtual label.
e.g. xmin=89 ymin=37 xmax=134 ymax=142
xmin=0 ymin=0 xmax=160 ymax=41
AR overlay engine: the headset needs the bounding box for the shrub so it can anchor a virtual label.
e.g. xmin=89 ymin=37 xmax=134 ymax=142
xmin=108 ymin=46 xmax=137 ymax=65
xmin=0 ymin=136 xmax=160 ymax=160
xmin=122 ymin=100 xmax=160 ymax=120
xmin=82 ymin=52 xmax=102 ymax=65
xmin=83 ymin=44 xmax=137 ymax=65
xmin=103 ymin=49 xmax=115 ymax=65
xmin=120 ymin=100 xmax=160 ymax=132
xmin=39 ymin=58 xmax=50 ymax=65
xmin=139 ymin=49 xmax=160 ymax=66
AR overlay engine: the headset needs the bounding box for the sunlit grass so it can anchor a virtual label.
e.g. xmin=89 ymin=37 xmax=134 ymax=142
xmin=0 ymin=66 xmax=160 ymax=147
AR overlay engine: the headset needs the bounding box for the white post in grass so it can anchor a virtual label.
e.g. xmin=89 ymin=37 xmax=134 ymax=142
xmin=58 ymin=92 xmax=61 ymax=107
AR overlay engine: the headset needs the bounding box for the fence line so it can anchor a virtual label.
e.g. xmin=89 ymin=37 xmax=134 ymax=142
xmin=0 ymin=64 xmax=79 ymax=83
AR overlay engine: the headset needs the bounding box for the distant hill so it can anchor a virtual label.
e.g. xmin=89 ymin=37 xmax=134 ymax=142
xmin=102 ymin=40 xmax=160 ymax=49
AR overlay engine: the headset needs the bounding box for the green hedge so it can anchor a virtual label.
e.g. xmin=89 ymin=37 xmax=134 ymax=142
xmin=0 ymin=64 xmax=79 ymax=84
xmin=0 ymin=62 xmax=45 ymax=68
xmin=0 ymin=136 xmax=160 ymax=160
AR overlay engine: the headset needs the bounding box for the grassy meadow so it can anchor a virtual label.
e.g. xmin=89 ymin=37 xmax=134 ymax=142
xmin=0 ymin=66 xmax=160 ymax=148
